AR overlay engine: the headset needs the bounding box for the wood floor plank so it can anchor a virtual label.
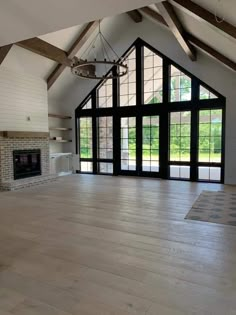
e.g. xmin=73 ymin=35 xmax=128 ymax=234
xmin=1 ymin=175 xmax=236 ymax=314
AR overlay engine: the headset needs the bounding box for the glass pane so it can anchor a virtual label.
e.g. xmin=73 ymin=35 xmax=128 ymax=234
xmin=210 ymin=167 xmax=221 ymax=181
xmin=198 ymin=167 xmax=221 ymax=181
xmin=170 ymin=165 xmax=190 ymax=179
xmin=170 ymin=165 xmax=179 ymax=178
xmin=121 ymin=159 xmax=128 ymax=170
xmin=121 ymin=117 xmax=136 ymax=170
xmin=120 ymin=48 xmax=136 ymax=106
xmin=170 ymin=66 xmax=191 ymax=102
xmin=99 ymin=163 xmax=113 ymax=174
xmin=143 ymin=47 xmax=163 ymax=104
xmin=80 ymin=161 xmax=93 ymax=173
xmin=151 ymin=161 xmax=159 ymax=172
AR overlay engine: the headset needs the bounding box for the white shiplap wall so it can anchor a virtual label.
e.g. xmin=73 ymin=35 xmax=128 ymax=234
xmin=0 ymin=66 xmax=48 ymax=132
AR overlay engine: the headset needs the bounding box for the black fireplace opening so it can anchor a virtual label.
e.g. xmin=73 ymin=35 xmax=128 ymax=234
xmin=13 ymin=149 xmax=41 ymax=180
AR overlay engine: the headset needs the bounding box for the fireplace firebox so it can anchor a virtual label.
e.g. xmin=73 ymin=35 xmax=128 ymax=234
xmin=13 ymin=149 xmax=41 ymax=180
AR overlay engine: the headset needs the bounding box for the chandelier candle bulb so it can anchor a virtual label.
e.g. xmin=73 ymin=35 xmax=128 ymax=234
xmin=70 ymin=20 xmax=128 ymax=80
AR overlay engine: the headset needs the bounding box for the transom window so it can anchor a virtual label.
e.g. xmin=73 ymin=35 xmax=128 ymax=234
xmin=200 ymin=85 xmax=218 ymax=100
xmin=76 ymin=38 xmax=225 ymax=183
xmin=120 ymin=49 xmax=136 ymax=106
xmin=82 ymin=97 xmax=92 ymax=109
xmin=143 ymin=47 xmax=163 ymax=104
xmin=97 ymin=78 xmax=112 ymax=108
xmin=170 ymin=66 xmax=191 ymax=102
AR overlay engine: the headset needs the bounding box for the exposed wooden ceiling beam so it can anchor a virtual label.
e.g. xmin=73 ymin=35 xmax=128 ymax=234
xmin=172 ymin=0 xmax=236 ymax=40
xmin=141 ymin=6 xmax=236 ymax=72
xmin=156 ymin=1 xmax=196 ymax=61
xmin=127 ymin=10 xmax=143 ymax=23
xmin=16 ymin=38 xmax=70 ymax=66
xmin=139 ymin=7 xmax=168 ymax=26
xmin=0 ymin=44 xmax=12 ymax=64
xmin=186 ymin=34 xmax=236 ymax=71
xmin=47 ymin=21 xmax=98 ymax=90
xmin=47 ymin=64 xmax=65 ymax=90
xmin=67 ymin=21 xmax=99 ymax=59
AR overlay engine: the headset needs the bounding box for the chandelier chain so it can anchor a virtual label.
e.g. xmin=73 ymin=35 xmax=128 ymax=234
xmin=71 ymin=19 xmax=128 ymax=79
xmin=80 ymin=30 xmax=100 ymax=61
xmin=214 ymin=0 xmax=225 ymax=23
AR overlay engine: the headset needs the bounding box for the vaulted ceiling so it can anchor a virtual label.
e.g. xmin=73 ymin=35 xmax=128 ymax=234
xmin=0 ymin=0 xmax=235 ymax=102
xmin=0 ymin=0 xmax=160 ymax=46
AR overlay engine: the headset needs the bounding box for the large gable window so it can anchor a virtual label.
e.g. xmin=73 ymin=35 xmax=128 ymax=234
xmin=76 ymin=39 xmax=225 ymax=183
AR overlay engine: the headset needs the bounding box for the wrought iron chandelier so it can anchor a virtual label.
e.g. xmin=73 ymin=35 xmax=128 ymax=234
xmin=71 ymin=20 xmax=128 ymax=79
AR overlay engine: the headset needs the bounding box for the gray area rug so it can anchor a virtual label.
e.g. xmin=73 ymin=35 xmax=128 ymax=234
xmin=185 ymin=190 xmax=236 ymax=226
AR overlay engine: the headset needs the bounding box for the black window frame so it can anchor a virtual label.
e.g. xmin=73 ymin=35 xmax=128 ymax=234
xmin=75 ymin=38 xmax=226 ymax=183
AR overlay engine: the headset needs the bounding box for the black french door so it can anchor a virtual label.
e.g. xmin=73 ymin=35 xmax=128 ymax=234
xmin=120 ymin=116 xmax=137 ymax=174
xmin=119 ymin=115 xmax=161 ymax=177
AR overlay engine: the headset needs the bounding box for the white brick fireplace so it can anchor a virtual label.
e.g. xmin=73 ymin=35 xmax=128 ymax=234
xmin=0 ymin=133 xmax=56 ymax=190
xmin=0 ymin=67 xmax=56 ymax=190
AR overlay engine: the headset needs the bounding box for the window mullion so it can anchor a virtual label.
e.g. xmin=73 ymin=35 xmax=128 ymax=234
xmin=136 ymin=42 xmax=142 ymax=174
xmin=190 ymin=79 xmax=199 ymax=181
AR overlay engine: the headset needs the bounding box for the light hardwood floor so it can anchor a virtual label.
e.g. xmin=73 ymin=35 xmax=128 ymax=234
xmin=1 ymin=175 xmax=236 ymax=314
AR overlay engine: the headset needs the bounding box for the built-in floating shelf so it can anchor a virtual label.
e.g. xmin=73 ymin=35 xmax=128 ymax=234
xmin=48 ymin=113 xmax=72 ymax=119
xmin=49 ymin=127 xmax=72 ymax=131
xmin=50 ymin=138 xmax=72 ymax=143
xmin=0 ymin=131 xmax=49 ymax=138
xmin=49 ymin=113 xmax=72 ymax=147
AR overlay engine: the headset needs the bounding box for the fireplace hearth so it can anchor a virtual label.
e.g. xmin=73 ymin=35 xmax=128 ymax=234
xmin=13 ymin=149 xmax=41 ymax=180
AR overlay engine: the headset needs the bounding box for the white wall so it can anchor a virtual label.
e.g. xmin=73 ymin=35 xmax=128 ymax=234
xmin=2 ymin=45 xmax=55 ymax=80
xmin=49 ymin=15 xmax=236 ymax=184
xmin=0 ymin=66 xmax=48 ymax=132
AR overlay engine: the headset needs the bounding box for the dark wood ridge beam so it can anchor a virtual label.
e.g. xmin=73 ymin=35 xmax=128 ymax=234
xmin=140 ymin=6 xmax=236 ymax=71
xmin=67 ymin=21 xmax=99 ymax=59
xmin=0 ymin=44 xmax=13 ymax=65
xmin=47 ymin=21 xmax=99 ymax=90
xmin=186 ymin=34 xmax=236 ymax=71
xmin=139 ymin=7 xmax=168 ymax=26
xmin=172 ymin=0 xmax=236 ymax=40
xmin=156 ymin=1 xmax=196 ymax=61
xmin=16 ymin=38 xmax=70 ymax=66
xmin=127 ymin=10 xmax=143 ymax=23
